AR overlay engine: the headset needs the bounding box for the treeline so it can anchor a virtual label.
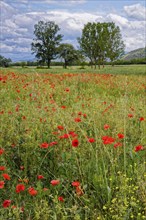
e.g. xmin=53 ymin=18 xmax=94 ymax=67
xmin=0 ymin=20 xmax=145 ymax=68
xmin=113 ymin=58 xmax=146 ymax=65
xmin=0 ymin=55 xmax=12 ymax=67
xmin=31 ymin=21 xmax=125 ymax=69
xmin=0 ymin=55 xmax=145 ymax=68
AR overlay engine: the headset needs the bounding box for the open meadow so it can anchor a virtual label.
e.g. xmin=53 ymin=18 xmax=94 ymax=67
xmin=0 ymin=65 xmax=146 ymax=219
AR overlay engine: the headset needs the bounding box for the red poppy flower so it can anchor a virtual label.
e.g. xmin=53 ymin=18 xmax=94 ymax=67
xmin=128 ymin=114 xmax=133 ymax=118
xmin=83 ymin=114 xmax=87 ymax=118
xmin=28 ymin=187 xmax=38 ymax=196
xmin=59 ymin=134 xmax=70 ymax=139
xmin=76 ymin=186 xmax=84 ymax=196
xmin=88 ymin=138 xmax=95 ymax=143
xmin=12 ymin=206 xmax=17 ymax=209
xmin=74 ymin=118 xmax=81 ymax=122
xmin=102 ymin=136 xmax=115 ymax=145
xmin=16 ymin=184 xmax=25 ymax=193
xmin=58 ymin=196 xmax=64 ymax=202
xmin=49 ymin=141 xmax=58 ymax=146
xmin=0 ymin=148 xmax=5 ymax=155
xmin=43 ymin=188 xmax=48 ymax=191
xmin=3 ymin=200 xmax=11 ymax=208
xmin=72 ymin=181 xmax=80 ymax=187
xmin=0 ymin=181 xmax=5 ymax=189
xmin=117 ymin=133 xmax=124 ymax=139
xmin=2 ymin=173 xmax=11 ymax=180
xmin=37 ymin=175 xmax=44 ymax=180
xmin=20 ymin=206 xmax=24 ymax=212
xmin=15 ymin=106 xmax=19 ymax=112
xmin=78 ymin=112 xmax=82 ymax=116
xmin=0 ymin=166 xmax=6 ymax=171
xmin=20 ymin=166 xmax=24 ymax=170
xmin=57 ymin=125 xmax=64 ymax=130
xmin=114 ymin=142 xmax=122 ymax=148
xmin=61 ymin=105 xmax=66 ymax=109
xmin=40 ymin=142 xmax=49 ymax=148
xmin=140 ymin=117 xmax=144 ymax=121
xmin=104 ymin=124 xmax=110 ymax=130
xmin=65 ymin=88 xmax=70 ymax=92
xmin=69 ymin=131 xmax=77 ymax=138
xmin=72 ymin=139 xmax=79 ymax=147
xmin=134 ymin=145 xmax=144 ymax=152
xmin=50 ymin=179 xmax=60 ymax=186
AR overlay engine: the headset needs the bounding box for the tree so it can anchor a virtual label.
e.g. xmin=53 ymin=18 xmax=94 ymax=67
xmin=78 ymin=22 xmax=97 ymax=69
xmin=78 ymin=22 xmax=125 ymax=69
xmin=106 ymin=22 xmax=125 ymax=66
xmin=0 ymin=55 xmax=11 ymax=67
xmin=31 ymin=21 xmax=63 ymax=68
xmin=58 ymin=43 xmax=80 ymax=68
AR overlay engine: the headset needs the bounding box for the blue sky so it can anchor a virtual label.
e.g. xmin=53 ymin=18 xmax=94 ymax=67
xmin=0 ymin=0 xmax=146 ymax=61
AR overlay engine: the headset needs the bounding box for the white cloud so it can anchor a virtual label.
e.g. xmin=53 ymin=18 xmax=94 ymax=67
xmin=13 ymin=15 xmax=34 ymax=29
xmin=24 ymin=10 xmax=103 ymax=36
xmin=106 ymin=13 xmax=145 ymax=51
xmin=0 ymin=1 xmax=16 ymax=19
xmin=0 ymin=44 xmax=14 ymax=52
xmin=106 ymin=13 xmax=145 ymax=31
xmin=0 ymin=1 xmax=145 ymax=61
xmin=125 ymin=36 xmax=145 ymax=51
xmin=107 ymin=14 xmax=129 ymax=29
xmin=2 ymin=0 xmax=86 ymax=5
xmin=4 ymin=38 xmax=32 ymax=47
xmin=0 ymin=43 xmax=31 ymax=53
xmin=124 ymin=4 xmax=146 ymax=20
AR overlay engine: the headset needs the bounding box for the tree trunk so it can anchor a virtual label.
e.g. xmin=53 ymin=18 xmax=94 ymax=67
xmin=90 ymin=61 xmax=93 ymax=69
xmin=98 ymin=60 xmax=100 ymax=69
xmin=102 ymin=58 xmax=104 ymax=68
xmin=111 ymin=59 xmax=114 ymax=67
xmin=64 ymin=60 xmax=67 ymax=69
xmin=47 ymin=59 xmax=51 ymax=68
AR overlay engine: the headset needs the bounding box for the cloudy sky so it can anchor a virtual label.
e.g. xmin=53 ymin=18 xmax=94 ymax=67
xmin=0 ymin=0 xmax=146 ymax=62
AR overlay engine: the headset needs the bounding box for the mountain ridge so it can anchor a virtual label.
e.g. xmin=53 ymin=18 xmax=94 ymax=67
xmin=121 ymin=47 xmax=146 ymax=61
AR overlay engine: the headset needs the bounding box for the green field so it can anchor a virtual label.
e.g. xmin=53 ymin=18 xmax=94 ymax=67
xmin=0 ymin=66 xmax=146 ymax=219
xmin=1 ymin=64 xmax=146 ymax=75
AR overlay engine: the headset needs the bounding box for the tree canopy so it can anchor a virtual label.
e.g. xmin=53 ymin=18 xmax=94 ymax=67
xmin=58 ymin=43 xmax=80 ymax=68
xmin=0 ymin=55 xmax=12 ymax=67
xmin=78 ymin=22 xmax=125 ymax=68
xmin=31 ymin=21 xmax=63 ymax=68
xmin=106 ymin=22 xmax=125 ymax=65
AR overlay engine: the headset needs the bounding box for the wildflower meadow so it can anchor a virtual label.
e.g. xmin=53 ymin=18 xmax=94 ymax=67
xmin=0 ymin=66 xmax=146 ymax=219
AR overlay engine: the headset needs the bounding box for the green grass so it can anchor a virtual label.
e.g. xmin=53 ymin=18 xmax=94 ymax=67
xmin=1 ymin=64 xmax=146 ymax=75
xmin=0 ymin=67 xmax=146 ymax=219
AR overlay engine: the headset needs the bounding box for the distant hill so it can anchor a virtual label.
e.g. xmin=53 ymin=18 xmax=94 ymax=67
xmin=121 ymin=47 xmax=146 ymax=61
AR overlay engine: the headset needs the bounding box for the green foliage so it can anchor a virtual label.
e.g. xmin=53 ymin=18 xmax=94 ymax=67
xmin=0 ymin=55 xmax=12 ymax=67
xmin=0 ymin=68 xmax=145 ymax=219
xmin=106 ymin=22 xmax=125 ymax=64
xmin=113 ymin=58 xmax=146 ymax=65
xmin=58 ymin=43 xmax=80 ymax=68
xmin=78 ymin=22 xmax=125 ymax=69
xmin=31 ymin=20 xmax=63 ymax=68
